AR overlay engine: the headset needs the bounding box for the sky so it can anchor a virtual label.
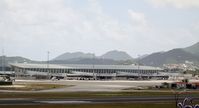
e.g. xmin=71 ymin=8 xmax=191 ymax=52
xmin=0 ymin=0 xmax=199 ymax=61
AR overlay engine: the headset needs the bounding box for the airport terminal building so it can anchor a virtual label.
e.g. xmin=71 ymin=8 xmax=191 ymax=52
xmin=10 ymin=63 xmax=169 ymax=80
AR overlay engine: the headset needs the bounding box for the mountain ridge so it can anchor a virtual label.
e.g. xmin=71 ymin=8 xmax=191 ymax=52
xmin=183 ymin=42 xmax=199 ymax=57
xmin=100 ymin=50 xmax=133 ymax=61
xmin=140 ymin=42 xmax=199 ymax=67
xmin=2 ymin=42 xmax=199 ymax=67
xmin=53 ymin=50 xmax=133 ymax=61
xmin=0 ymin=56 xmax=36 ymax=66
xmin=53 ymin=52 xmax=95 ymax=61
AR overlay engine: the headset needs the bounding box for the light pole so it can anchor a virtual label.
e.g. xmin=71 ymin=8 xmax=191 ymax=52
xmin=92 ymin=54 xmax=95 ymax=80
xmin=47 ymin=51 xmax=50 ymax=79
xmin=1 ymin=48 xmax=5 ymax=74
xmin=137 ymin=55 xmax=141 ymax=80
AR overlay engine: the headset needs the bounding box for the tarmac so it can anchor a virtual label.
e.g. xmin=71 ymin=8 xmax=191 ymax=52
xmin=14 ymin=80 xmax=175 ymax=92
xmin=0 ymin=95 xmax=199 ymax=105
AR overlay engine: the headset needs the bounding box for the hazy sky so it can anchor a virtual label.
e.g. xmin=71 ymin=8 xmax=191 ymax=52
xmin=0 ymin=0 xmax=199 ymax=60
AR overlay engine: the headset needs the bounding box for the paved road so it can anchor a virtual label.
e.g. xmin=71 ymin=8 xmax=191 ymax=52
xmin=0 ymin=96 xmax=199 ymax=105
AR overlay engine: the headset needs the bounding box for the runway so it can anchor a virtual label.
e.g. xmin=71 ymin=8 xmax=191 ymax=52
xmin=0 ymin=96 xmax=199 ymax=105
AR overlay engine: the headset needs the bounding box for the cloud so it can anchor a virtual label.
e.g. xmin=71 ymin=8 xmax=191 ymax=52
xmin=192 ymin=21 xmax=199 ymax=31
xmin=84 ymin=0 xmax=129 ymax=41
xmin=0 ymin=0 xmax=133 ymax=59
xmin=128 ymin=10 xmax=150 ymax=32
xmin=0 ymin=0 xmax=198 ymax=60
xmin=0 ymin=0 xmax=84 ymax=59
xmin=149 ymin=0 xmax=199 ymax=8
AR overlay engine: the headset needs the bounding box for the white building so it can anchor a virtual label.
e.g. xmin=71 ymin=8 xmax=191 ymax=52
xmin=10 ymin=63 xmax=168 ymax=80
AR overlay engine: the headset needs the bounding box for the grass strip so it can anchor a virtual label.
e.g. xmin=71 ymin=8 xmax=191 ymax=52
xmin=0 ymin=91 xmax=199 ymax=99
